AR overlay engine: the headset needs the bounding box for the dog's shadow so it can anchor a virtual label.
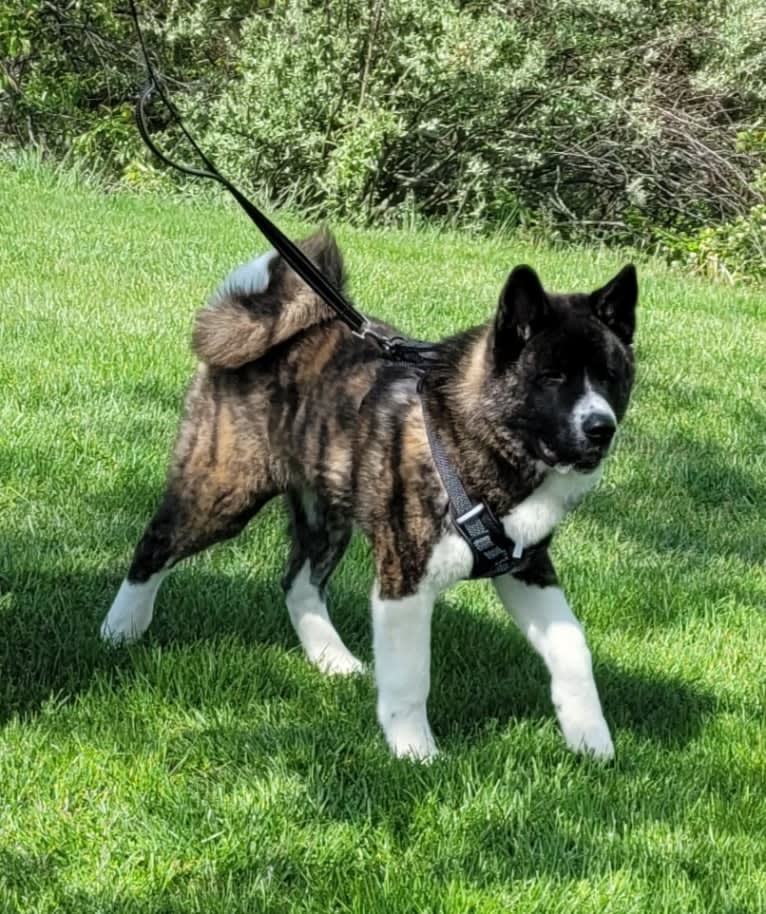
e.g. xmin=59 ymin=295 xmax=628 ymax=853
xmin=0 ymin=522 xmax=722 ymax=757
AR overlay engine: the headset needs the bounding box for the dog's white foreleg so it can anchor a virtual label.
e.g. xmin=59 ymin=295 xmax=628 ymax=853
xmin=372 ymin=581 xmax=438 ymax=761
xmin=286 ymin=562 xmax=364 ymax=676
xmin=494 ymin=575 xmax=614 ymax=759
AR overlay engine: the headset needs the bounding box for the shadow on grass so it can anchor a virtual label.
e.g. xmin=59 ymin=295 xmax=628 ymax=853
xmin=0 ymin=516 xmax=752 ymax=913
xmin=590 ymin=378 xmax=766 ymax=568
xmin=0 ymin=519 xmax=723 ymax=754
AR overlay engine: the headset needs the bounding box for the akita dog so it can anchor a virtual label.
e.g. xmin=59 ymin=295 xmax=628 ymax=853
xmin=102 ymin=231 xmax=637 ymax=761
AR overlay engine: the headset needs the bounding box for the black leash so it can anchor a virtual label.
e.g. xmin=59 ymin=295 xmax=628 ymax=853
xmin=127 ymin=0 xmax=524 ymax=579
xmin=127 ymin=0 xmax=441 ymax=368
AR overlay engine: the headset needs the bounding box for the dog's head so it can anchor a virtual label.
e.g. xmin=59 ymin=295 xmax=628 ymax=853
xmin=487 ymin=264 xmax=638 ymax=472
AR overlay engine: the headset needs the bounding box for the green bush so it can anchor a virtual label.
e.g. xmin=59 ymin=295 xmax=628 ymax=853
xmin=200 ymin=0 xmax=766 ymax=240
xmin=657 ymin=128 xmax=766 ymax=282
xmin=0 ymin=0 xmax=244 ymax=172
xmin=2 ymin=0 xmax=765 ymax=263
xmin=660 ymin=204 xmax=766 ymax=283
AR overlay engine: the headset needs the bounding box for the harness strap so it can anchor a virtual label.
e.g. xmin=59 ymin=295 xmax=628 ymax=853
xmin=421 ymin=403 xmax=523 ymax=579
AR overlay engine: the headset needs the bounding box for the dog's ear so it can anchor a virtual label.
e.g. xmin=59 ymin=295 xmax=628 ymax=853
xmin=494 ymin=265 xmax=549 ymax=364
xmin=590 ymin=264 xmax=638 ymax=345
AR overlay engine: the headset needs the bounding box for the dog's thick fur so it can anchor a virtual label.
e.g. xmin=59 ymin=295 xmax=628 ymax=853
xmin=102 ymin=231 xmax=638 ymax=761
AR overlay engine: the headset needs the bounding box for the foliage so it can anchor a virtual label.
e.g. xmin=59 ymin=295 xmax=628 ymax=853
xmin=0 ymin=0 xmax=243 ymax=167
xmin=660 ymin=203 xmax=766 ymax=283
xmin=657 ymin=129 xmax=766 ymax=282
xmin=191 ymin=0 xmax=766 ymax=238
xmin=1 ymin=0 xmax=765 ymax=264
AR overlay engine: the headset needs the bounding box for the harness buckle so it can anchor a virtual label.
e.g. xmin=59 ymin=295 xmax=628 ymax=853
xmin=454 ymin=503 xmax=485 ymax=529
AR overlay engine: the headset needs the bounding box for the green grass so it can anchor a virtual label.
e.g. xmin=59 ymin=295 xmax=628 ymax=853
xmin=1 ymin=161 xmax=765 ymax=914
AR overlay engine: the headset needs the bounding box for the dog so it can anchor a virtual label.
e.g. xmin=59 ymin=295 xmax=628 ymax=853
xmin=101 ymin=230 xmax=637 ymax=761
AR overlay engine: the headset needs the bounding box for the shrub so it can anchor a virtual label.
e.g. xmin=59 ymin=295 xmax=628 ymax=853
xmin=660 ymin=203 xmax=766 ymax=283
xmin=2 ymin=0 xmax=765 ymax=259
xmin=189 ymin=0 xmax=766 ymax=239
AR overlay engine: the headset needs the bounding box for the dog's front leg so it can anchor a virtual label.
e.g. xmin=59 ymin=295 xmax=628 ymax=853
xmin=372 ymin=580 xmax=438 ymax=761
xmin=494 ymin=568 xmax=614 ymax=760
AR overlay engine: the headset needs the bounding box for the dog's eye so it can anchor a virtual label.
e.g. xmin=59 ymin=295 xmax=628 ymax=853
xmin=596 ymin=365 xmax=619 ymax=385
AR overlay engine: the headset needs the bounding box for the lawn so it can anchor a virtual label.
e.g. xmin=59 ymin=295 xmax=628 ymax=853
xmin=0 ymin=162 xmax=765 ymax=914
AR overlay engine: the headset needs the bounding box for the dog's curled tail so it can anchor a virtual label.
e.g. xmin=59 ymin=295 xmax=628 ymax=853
xmin=192 ymin=228 xmax=346 ymax=369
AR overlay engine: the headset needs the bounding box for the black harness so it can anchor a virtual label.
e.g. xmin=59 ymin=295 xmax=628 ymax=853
xmin=127 ymin=0 xmax=523 ymax=579
xmin=422 ymin=406 xmax=524 ymax=577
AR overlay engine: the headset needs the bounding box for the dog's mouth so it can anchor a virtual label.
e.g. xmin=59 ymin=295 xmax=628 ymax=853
xmin=536 ymin=439 xmax=559 ymax=466
xmin=573 ymin=455 xmax=603 ymax=472
xmin=537 ymin=438 xmax=604 ymax=474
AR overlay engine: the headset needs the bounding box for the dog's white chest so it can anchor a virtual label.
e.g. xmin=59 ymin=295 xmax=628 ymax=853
xmin=425 ymin=465 xmax=602 ymax=593
xmin=502 ymin=466 xmax=602 ymax=550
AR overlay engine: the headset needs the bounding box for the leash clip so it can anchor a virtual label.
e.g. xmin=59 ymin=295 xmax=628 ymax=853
xmin=351 ymin=321 xmax=375 ymax=342
xmin=352 ymin=324 xmax=401 ymax=358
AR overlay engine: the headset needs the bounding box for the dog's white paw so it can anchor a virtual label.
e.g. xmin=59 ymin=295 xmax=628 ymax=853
xmin=559 ymin=707 xmax=615 ymax=760
xmin=100 ymin=577 xmax=162 ymax=644
xmin=381 ymin=710 xmax=439 ymax=762
xmin=311 ymin=646 xmax=365 ymax=677
xmin=100 ymin=608 xmax=151 ymax=645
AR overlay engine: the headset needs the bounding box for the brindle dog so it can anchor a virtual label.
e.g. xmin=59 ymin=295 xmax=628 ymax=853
xmin=102 ymin=231 xmax=638 ymax=761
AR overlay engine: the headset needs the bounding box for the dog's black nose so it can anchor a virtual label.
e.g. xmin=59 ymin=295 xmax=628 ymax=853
xmin=583 ymin=412 xmax=616 ymax=446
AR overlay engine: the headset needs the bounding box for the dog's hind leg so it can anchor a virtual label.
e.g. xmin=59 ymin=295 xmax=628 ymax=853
xmin=101 ymin=484 xmax=274 ymax=644
xmin=102 ymin=368 xmax=278 ymax=644
xmin=282 ymin=490 xmax=362 ymax=675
